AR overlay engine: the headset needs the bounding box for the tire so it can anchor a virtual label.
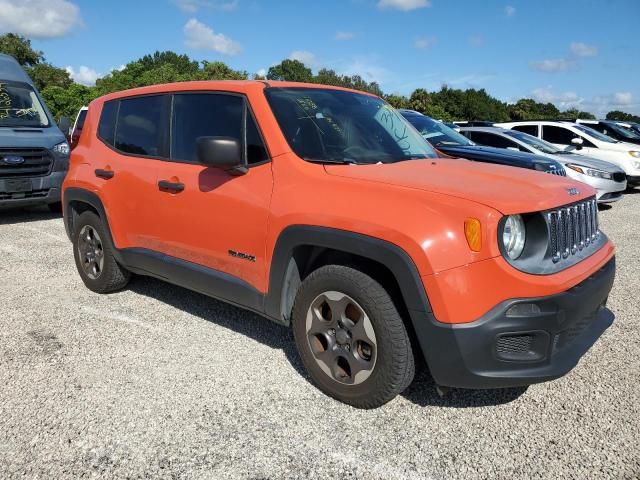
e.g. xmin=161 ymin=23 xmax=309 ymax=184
xmin=291 ymin=265 xmax=415 ymax=409
xmin=72 ymin=210 xmax=130 ymax=293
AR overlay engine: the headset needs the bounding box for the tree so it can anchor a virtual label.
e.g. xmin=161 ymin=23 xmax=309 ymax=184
xmin=199 ymin=61 xmax=248 ymax=80
xmin=267 ymin=59 xmax=313 ymax=83
xmin=41 ymin=83 xmax=97 ymax=120
xmin=606 ymin=110 xmax=640 ymax=122
xmin=560 ymin=108 xmax=595 ymax=120
xmin=25 ymin=63 xmax=72 ymax=91
xmin=384 ymin=94 xmax=410 ymax=109
xmin=0 ymin=33 xmax=43 ymax=66
xmin=409 ymin=88 xmax=431 ymax=113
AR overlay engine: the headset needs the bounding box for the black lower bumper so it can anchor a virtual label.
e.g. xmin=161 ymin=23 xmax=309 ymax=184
xmin=627 ymin=175 xmax=640 ymax=186
xmin=417 ymin=257 xmax=616 ymax=389
xmin=0 ymin=172 xmax=64 ymax=208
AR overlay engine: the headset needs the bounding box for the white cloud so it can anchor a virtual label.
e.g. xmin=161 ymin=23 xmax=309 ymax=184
xmin=569 ymin=41 xmax=597 ymax=57
xmin=335 ymin=31 xmax=355 ymax=41
xmin=173 ymin=0 xmax=238 ymax=12
xmin=339 ymin=56 xmax=389 ymax=84
xmin=532 ymin=86 xmax=582 ymax=107
xmin=613 ymin=92 xmax=633 ymax=105
xmin=415 ymin=36 xmax=436 ymax=49
xmin=0 ymin=0 xmax=81 ymax=38
xmin=183 ymin=18 xmax=242 ymax=55
xmin=377 ymin=0 xmax=430 ymax=11
xmin=255 ymin=68 xmax=267 ymax=77
xmin=504 ymin=5 xmax=516 ymax=16
xmin=289 ymin=50 xmax=319 ymax=68
xmin=529 ymin=58 xmax=575 ymax=73
xmin=66 ymin=66 xmax=101 ymax=86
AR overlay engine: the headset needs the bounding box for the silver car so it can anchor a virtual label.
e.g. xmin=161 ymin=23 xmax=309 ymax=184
xmin=460 ymin=126 xmax=627 ymax=203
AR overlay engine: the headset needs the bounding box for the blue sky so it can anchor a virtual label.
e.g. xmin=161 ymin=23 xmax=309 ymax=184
xmin=1 ymin=0 xmax=638 ymax=116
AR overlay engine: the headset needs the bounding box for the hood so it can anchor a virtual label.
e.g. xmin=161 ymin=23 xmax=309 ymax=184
xmin=546 ymin=152 xmax=625 ymax=172
xmin=324 ymin=157 xmax=594 ymax=215
xmin=0 ymin=126 xmax=65 ymax=149
xmin=598 ymin=140 xmax=640 ymax=152
xmin=437 ymin=144 xmax=558 ymax=170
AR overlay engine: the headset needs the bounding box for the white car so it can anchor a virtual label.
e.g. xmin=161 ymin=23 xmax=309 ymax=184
xmin=496 ymin=120 xmax=640 ymax=185
xmin=460 ymin=126 xmax=627 ymax=203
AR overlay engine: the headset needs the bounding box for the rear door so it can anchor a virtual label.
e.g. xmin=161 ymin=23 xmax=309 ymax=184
xmin=91 ymin=95 xmax=169 ymax=250
xmin=152 ymin=92 xmax=273 ymax=292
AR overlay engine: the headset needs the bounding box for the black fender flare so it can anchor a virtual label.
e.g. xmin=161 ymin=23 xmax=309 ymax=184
xmin=264 ymin=225 xmax=434 ymax=323
xmin=63 ymin=187 xmax=113 ymax=244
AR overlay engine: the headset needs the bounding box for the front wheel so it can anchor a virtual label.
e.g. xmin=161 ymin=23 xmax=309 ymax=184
xmin=292 ymin=265 xmax=415 ymax=408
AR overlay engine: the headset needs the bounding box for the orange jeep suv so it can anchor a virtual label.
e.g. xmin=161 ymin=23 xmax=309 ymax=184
xmin=62 ymin=81 xmax=615 ymax=408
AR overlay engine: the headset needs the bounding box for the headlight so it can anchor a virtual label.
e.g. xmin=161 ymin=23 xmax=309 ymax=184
xmin=566 ymin=163 xmax=612 ymax=179
xmin=502 ymin=215 xmax=526 ymax=260
xmin=629 ymin=151 xmax=640 ymax=158
xmin=633 ymin=160 xmax=640 ymax=169
xmin=53 ymin=141 xmax=70 ymax=156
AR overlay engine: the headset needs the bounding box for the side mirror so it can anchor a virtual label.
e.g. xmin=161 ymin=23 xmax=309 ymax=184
xmin=196 ymin=136 xmax=247 ymax=175
xmin=571 ymin=137 xmax=584 ymax=150
xmin=58 ymin=116 xmax=70 ymax=139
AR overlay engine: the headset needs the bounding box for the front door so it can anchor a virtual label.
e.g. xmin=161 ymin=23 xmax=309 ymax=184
xmin=152 ymin=92 xmax=273 ymax=292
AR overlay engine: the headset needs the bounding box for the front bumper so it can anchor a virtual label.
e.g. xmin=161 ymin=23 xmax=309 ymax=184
xmin=0 ymin=171 xmax=65 ymax=208
xmin=627 ymin=175 xmax=640 ymax=186
xmin=420 ymin=257 xmax=615 ymax=389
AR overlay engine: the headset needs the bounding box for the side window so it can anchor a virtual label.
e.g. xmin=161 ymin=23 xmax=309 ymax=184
xmin=542 ymin=125 xmax=575 ymax=145
xmin=115 ymin=95 xmax=167 ymax=157
xmin=246 ymin=113 xmax=269 ymax=164
xmin=172 ymin=93 xmax=243 ymax=163
xmin=470 ymin=131 xmax=522 ymax=150
xmin=97 ymin=101 xmax=118 ymax=146
xmin=171 ymin=93 xmax=269 ymax=165
xmin=76 ymin=109 xmax=87 ymax=130
xmin=586 ymin=123 xmax=606 ymax=134
xmin=512 ymin=124 xmax=538 ymax=136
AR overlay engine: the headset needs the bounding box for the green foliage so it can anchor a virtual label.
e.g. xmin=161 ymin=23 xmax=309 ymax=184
xmin=25 ymin=63 xmax=72 ymax=91
xmin=0 ymin=33 xmax=43 ymax=66
xmin=41 ymin=84 xmax=97 ymax=120
xmin=267 ymin=59 xmax=313 ymax=83
xmin=4 ymin=38 xmax=610 ymax=125
xmin=606 ymin=110 xmax=640 ymax=122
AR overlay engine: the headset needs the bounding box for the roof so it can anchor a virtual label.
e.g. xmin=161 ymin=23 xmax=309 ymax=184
xmin=458 ymin=126 xmax=512 ymax=133
xmin=96 ymin=79 xmax=379 ymax=103
xmin=0 ymin=53 xmax=33 ymax=84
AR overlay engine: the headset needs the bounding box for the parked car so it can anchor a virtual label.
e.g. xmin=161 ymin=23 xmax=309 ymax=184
xmin=574 ymin=119 xmax=640 ymax=145
xmin=63 ymin=81 xmax=615 ymax=408
xmin=460 ymin=126 xmax=627 ymax=203
xmin=70 ymin=106 xmax=88 ymax=150
xmin=496 ymin=120 xmax=640 ymax=185
xmin=612 ymin=120 xmax=640 ymax=137
xmin=0 ymin=53 xmax=70 ymax=211
xmin=452 ymin=120 xmax=496 ymax=127
xmin=399 ymin=110 xmax=566 ymax=176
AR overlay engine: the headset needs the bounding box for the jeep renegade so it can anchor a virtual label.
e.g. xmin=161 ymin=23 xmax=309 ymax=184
xmin=62 ymin=81 xmax=615 ymax=408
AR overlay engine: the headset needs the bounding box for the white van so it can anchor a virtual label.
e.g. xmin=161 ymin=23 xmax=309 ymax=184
xmin=496 ymin=120 xmax=640 ymax=185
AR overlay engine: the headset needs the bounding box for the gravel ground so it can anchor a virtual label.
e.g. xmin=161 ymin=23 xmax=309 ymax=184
xmin=0 ymin=193 xmax=639 ymax=480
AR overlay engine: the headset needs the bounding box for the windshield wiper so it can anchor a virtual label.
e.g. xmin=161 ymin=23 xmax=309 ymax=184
xmin=303 ymin=157 xmax=361 ymax=165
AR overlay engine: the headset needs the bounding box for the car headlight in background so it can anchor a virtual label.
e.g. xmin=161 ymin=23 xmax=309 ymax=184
xmin=633 ymin=160 xmax=640 ymax=170
xmin=53 ymin=141 xmax=70 ymax=156
xmin=502 ymin=215 xmax=526 ymax=260
xmin=565 ymin=163 xmax=612 ymax=179
xmin=629 ymin=151 xmax=640 ymax=158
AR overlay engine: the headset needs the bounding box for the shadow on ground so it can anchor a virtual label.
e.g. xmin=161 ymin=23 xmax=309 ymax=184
xmin=0 ymin=206 xmax=61 ymax=225
xmin=128 ymin=275 xmax=527 ymax=409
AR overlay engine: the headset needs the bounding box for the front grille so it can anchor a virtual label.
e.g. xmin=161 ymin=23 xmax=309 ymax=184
xmin=496 ymin=335 xmax=533 ymax=354
xmin=0 ymin=148 xmax=53 ymax=178
xmin=546 ymin=167 xmax=566 ymax=176
xmin=546 ymin=198 xmax=599 ymax=263
xmin=613 ymin=172 xmax=626 ymax=183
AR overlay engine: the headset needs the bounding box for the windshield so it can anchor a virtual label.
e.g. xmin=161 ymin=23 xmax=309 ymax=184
xmin=606 ymin=122 xmax=640 ymax=140
xmin=0 ymin=81 xmax=49 ymax=128
xmin=265 ymin=88 xmax=437 ymax=164
xmin=403 ymin=114 xmax=474 ymax=147
xmin=504 ymin=130 xmax=561 ymax=154
xmin=572 ymin=124 xmax=617 ymax=143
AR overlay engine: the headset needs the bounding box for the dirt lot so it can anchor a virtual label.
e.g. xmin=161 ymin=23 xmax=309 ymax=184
xmin=0 ymin=193 xmax=639 ymax=479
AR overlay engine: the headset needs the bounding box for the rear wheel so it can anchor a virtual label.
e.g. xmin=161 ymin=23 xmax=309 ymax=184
xmin=292 ymin=265 xmax=415 ymax=408
xmin=73 ymin=211 xmax=130 ymax=293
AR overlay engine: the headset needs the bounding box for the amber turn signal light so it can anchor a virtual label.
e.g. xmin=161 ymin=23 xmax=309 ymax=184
xmin=464 ymin=218 xmax=482 ymax=252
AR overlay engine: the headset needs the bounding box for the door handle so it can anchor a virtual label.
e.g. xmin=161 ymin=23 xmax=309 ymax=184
xmin=95 ymin=169 xmax=114 ymax=179
xmin=158 ymin=180 xmax=185 ymax=193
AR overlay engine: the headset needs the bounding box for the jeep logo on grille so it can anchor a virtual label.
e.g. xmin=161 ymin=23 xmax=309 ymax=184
xmin=567 ymin=187 xmax=579 ymax=196
xmin=2 ymin=156 xmax=25 ymax=165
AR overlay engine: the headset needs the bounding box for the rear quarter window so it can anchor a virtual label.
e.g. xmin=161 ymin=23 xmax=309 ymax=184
xmin=97 ymin=101 xmax=118 ymax=146
xmin=512 ymin=124 xmax=538 ymax=136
